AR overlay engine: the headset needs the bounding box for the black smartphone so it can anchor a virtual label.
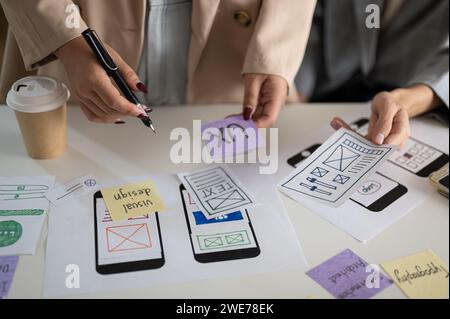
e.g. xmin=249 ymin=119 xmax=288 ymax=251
xmin=389 ymin=138 xmax=449 ymax=177
xmin=179 ymin=185 xmax=260 ymax=263
xmin=93 ymin=191 xmax=165 ymax=275
xmin=287 ymin=145 xmax=407 ymax=212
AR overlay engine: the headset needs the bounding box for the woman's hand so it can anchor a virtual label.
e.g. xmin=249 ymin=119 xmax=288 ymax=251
xmin=55 ymin=36 xmax=148 ymax=124
xmin=241 ymin=74 xmax=288 ymax=128
xmin=366 ymin=91 xmax=411 ymax=147
xmin=331 ymin=85 xmax=441 ymax=147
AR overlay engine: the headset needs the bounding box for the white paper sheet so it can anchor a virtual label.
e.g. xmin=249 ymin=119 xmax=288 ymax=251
xmin=43 ymin=166 xmax=307 ymax=297
xmin=45 ymin=174 xmax=99 ymax=206
xmin=0 ymin=176 xmax=55 ymax=256
xmin=178 ymin=166 xmax=258 ymax=219
xmin=277 ymin=116 xmax=449 ymax=242
xmin=279 ymin=128 xmax=395 ymax=207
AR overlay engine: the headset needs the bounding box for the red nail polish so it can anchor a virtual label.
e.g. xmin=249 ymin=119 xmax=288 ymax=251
xmin=136 ymin=82 xmax=148 ymax=94
xmin=243 ymin=106 xmax=253 ymax=121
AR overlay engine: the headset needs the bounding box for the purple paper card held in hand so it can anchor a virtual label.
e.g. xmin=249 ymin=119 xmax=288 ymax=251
xmin=202 ymin=115 xmax=265 ymax=158
xmin=306 ymin=249 xmax=392 ymax=299
xmin=0 ymin=255 xmax=19 ymax=299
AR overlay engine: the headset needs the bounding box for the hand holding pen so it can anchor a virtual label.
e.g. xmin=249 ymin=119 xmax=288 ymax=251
xmin=54 ymin=31 xmax=155 ymax=131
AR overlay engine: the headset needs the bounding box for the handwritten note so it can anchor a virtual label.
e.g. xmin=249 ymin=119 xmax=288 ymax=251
xmin=0 ymin=176 xmax=54 ymax=256
xmin=0 ymin=256 xmax=19 ymax=299
xmin=202 ymin=115 xmax=265 ymax=159
xmin=178 ymin=166 xmax=257 ymax=219
xmin=381 ymin=250 xmax=449 ymax=299
xmin=45 ymin=174 xmax=98 ymax=206
xmin=306 ymin=249 xmax=392 ymax=299
xmin=101 ymin=180 xmax=166 ymax=221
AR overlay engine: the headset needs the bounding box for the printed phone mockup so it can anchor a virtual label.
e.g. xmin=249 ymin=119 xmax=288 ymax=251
xmin=180 ymin=185 xmax=260 ymax=263
xmin=94 ymin=191 xmax=165 ymax=275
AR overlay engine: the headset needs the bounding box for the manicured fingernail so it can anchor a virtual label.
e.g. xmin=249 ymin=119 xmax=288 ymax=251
xmin=115 ymin=120 xmax=126 ymax=125
xmin=243 ymin=106 xmax=253 ymax=121
xmin=136 ymin=82 xmax=148 ymax=94
xmin=331 ymin=119 xmax=341 ymax=130
xmin=375 ymin=133 xmax=385 ymax=145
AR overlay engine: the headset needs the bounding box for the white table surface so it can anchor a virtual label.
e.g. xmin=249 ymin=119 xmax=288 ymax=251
xmin=0 ymin=103 xmax=448 ymax=299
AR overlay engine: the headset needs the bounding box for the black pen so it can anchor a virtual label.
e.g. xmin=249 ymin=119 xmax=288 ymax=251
xmin=82 ymin=28 xmax=156 ymax=133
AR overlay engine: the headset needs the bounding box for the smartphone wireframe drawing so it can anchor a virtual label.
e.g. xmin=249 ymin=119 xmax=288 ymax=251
xmin=94 ymin=191 xmax=165 ymax=275
xmin=389 ymin=138 xmax=449 ymax=177
xmin=287 ymin=144 xmax=407 ymax=212
xmin=180 ymin=185 xmax=260 ymax=263
xmin=350 ymin=172 xmax=408 ymax=212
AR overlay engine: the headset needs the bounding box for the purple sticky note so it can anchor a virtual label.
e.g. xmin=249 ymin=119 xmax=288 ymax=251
xmin=0 ymin=256 xmax=19 ymax=299
xmin=306 ymin=249 xmax=392 ymax=299
xmin=202 ymin=115 xmax=265 ymax=158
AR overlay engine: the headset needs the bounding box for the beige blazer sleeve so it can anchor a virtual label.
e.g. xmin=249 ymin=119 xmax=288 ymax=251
xmin=0 ymin=0 xmax=87 ymax=70
xmin=242 ymin=0 xmax=316 ymax=85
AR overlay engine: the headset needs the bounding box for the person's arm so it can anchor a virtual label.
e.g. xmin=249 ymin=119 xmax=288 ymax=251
xmin=241 ymin=0 xmax=316 ymax=127
xmin=1 ymin=0 xmax=146 ymax=123
xmin=332 ymin=37 xmax=448 ymax=147
xmin=0 ymin=0 xmax=86 ymax=70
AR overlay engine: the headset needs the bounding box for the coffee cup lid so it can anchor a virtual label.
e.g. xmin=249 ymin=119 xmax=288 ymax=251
xmin=6 ymin=76 xmax=70 ymax=113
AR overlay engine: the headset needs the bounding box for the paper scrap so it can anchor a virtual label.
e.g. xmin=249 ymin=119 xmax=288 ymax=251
xmin=306 ymin=249 xmax=392 ymax=299
xmin=279 ymin=128 xmax=395 ymax=207
xmin=101 ymin=180 xmax=166 ymax=221
xmin=202 ymin=115 xmax=265 ymax=158
xmin=0 ymin=176 xmax=54 ymax=210
xmin=381 ymin=250 xmax=449 ymax=299
xmin=0 ymin=176 xmax=54 ymax=256
xmin=178 ymin=166 xmax=257 ymax=219
xmin=0 ymin=256 xmax=19 ymax=299
xmin=45 ymin=174 xmax=98 ymax=206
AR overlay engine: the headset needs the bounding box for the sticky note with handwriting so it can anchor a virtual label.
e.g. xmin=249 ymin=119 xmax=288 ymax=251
xmin=0 ymin=255 xmax=19 ymax=299
xmin=381 ymin=250 xmax=449 ymax=299
xmin=306 ymin=249 xmax=392 ymax=299
xmin=202 ymin=115 xmax=265 ymax=158
xmin=101 ymin=180 xmax=166 ymax=221
xmin=279 ymin=128 xmax=395 ymax=207
xmin=178 ymin=166 xmax=257 ymax=219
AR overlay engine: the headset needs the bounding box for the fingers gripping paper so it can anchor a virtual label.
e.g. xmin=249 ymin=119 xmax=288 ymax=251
xmin=279 ymin=129 xmax=395 ymax=207
xmin=178 ymin=166 xmax=257 ymax=219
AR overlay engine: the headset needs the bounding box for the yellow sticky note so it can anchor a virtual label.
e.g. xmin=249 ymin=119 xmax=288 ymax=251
xmin=101 ymin=180 xmax=166 ymax=221
xmin=382 ymin=250 xmax=449 ymax=299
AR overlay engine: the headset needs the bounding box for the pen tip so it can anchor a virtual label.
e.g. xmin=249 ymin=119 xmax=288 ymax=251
xmin=150 ymin=123 xmax=156 ymax=133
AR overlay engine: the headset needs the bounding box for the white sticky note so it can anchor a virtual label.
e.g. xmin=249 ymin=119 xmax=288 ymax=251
xmin=178 ymin=166 xmax=258 ymax=219
xmin=45 ymin=174 xmax=99 ymax=206
xmin=279 ymin=128 xmax=395 ymax=207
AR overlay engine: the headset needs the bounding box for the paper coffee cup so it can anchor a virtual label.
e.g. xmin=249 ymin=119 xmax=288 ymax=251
xmin=6 ymin=76 xmax=70 ymax=159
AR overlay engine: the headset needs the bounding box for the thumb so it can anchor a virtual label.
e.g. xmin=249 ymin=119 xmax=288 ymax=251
xmin=370 ymin=111 xmax=396 ymax=145
xmin=108 ymin=45 xmax=141 ymax=92
xmin=243 ymin=75 xmax=265 ymax=120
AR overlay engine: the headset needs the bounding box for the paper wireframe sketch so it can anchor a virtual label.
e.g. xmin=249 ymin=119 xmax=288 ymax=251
xmin=178 ymin=166 xmax=258 ymax=219
xmin=279 ymin=128 xmax=395 ymax=207
xmin=45 ymin=174 xmax=98 ymax=206
xmin=0 ymin=176 xmax=55 ymax=256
